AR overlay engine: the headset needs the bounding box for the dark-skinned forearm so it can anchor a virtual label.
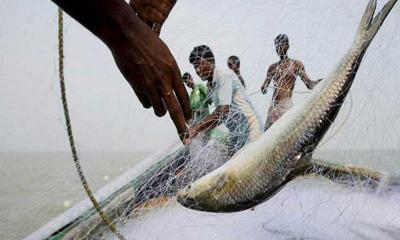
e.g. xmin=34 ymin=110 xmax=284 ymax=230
xmin=193 ymin=106 xmax=230 ymax=133
xmin=52 ymin=0 xmax=144 ymax=47
xmin=305 ymin=79 xmax=321 ymax=90
xmin=261 ymin=78 xmax=271 ymax=93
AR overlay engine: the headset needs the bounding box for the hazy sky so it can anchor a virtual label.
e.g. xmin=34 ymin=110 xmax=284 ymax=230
xmin=0 ymin=0 xmax=399 ymax=152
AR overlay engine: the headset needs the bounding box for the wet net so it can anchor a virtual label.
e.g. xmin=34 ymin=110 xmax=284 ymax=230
xmin=18 ymin=0 xmax=400 ymax=240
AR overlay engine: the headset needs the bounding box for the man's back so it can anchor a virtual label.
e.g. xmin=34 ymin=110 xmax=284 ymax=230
xmin=212 ymin=68 xmax=262 ymax=142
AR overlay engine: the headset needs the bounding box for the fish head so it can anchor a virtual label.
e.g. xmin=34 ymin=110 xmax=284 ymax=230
xmin=177 ymin=170 xmax=231 ymax=212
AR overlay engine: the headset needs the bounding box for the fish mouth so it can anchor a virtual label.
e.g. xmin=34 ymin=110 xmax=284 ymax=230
xmin=177 ymin=187 xmax=211 ymax=211
xmin=176 ymin=193 xmax=198 ymax=209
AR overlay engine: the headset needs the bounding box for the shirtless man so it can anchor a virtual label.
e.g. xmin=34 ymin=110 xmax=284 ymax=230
xmin=261 ymin=34 xmax=321 ymax=130
xmin=227 ymin=56 xmax=246 ymax=89
xmin=51 ymin=0 xmax=191 ymax=141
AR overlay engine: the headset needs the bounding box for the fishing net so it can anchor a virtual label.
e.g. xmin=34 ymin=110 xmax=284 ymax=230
xmin=55 ymin=1 xmax=400 ymax=239
xmin=4 ymin=0 xmax=399 ymax=239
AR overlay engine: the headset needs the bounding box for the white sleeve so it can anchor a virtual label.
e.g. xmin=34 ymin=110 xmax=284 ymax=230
xmin=215 ymin=73 xmax=233 ymax=106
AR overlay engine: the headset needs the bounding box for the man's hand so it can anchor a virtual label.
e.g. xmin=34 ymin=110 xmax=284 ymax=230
xmin=310 ymin=78 xmax=323 ymax=89
xmin=182 ymin=127 xmax=197 ymax=145
xmin=109 ymin=16 xmax=191 ymax=141
xmin=120 ymin=1 xmax=189 ymax=141
xmin=129 ymin=0 xmax=177 ymax=35
xmin=261 ymin=86 xmax=268 ymax=94
xmin=52 ymin=0 xmax=190 ymax=142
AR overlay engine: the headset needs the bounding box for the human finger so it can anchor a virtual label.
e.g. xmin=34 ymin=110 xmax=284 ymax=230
xmin=134 ymin=89 xmax=152 ymax=108
xmin=172 ymin=69 xmax=192 ymax=121
xmin=140 ymin=8 xmax=164 ymax=24
xmin=131 ymin=0 xmax=175 ymax=24
xmin=182 ymin=137 xmax=191 ymax=145
xmin=129 ymin=1 xmax=157 ymax=28
xmin=148 ymin=86 xmax=167 ymax=117
xmin=144 ymin=0 xmax=175 ymax=21
xmin=146 ymin=0 xmax=175 ymax=12
xmin=162 ymin=90 xmax=188 ymax=141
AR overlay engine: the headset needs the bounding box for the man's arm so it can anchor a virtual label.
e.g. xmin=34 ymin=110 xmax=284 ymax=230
xmin=184 ymin=73 xmax=233 ymax=143
xmin=52 ymin=0 xmax=191 ymax=141
xmin=261 ymin=65 xmax=275 ymax=94
xmin=52 ymin=0 xmax=138 ymax=46
xmin=296 ymin=61 xmax=322 ymax=90
xmin=188 ymin=105 xmax=230 ymax=138
xmin=238 ymin=75 xmax=246 ymax=89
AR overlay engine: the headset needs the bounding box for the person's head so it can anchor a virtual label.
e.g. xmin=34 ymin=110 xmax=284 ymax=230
xmin=274 ymin=34 xmax=289 ymax=57
xmin=189 ymin=45 xmax=215 ymax=81
xmin=182 ymin=72 xmax=194 ymax=88
xmin=227 ymin=55 xmax=240 ymax=72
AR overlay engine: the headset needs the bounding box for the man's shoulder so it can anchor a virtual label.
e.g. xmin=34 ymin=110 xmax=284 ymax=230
xmin=268 ymin=62 xmax=280 ymax=70
xmin=290 ymin=59 xmax=304 ymax=67
xmin=215 ymin=67 xmax=235 ymax=78
xmin=214 ymin=67 xmax=235 ymax=84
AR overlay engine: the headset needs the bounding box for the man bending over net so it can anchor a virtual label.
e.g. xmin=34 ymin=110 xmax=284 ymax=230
xmin=185 ymin=45 xmax=263 ymax=156
xmin=261 ymin=34 xmax=322 ymax=130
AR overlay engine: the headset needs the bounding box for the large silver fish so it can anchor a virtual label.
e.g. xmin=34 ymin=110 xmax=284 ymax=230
xmin=177 ymin=0 xmax=398 ymax=213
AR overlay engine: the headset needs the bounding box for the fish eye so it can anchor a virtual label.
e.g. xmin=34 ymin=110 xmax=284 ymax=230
xmin=187 ymin=185 xmax=191 ymax=190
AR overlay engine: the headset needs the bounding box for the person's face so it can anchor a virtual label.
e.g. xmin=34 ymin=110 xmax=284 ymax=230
xmin=228 ymin=60 xmax=239 ymax=72
xmin=185 ymin=77 xmax=194 ymax=88
xmin=275 ymin=42 xmax=289 ymax=57
xmin=193 ymin=58 xmax=214 ymax=81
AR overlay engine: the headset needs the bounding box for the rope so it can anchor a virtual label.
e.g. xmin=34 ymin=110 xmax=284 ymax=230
xmin=57 ymin=9 xmax=127 ymax=240
xmin=248 ymin=85 xmax=312 ymax=97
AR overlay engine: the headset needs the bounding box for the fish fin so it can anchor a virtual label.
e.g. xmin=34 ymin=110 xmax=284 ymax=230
xmin=367 ymin=0 xmax=398 ymax=37
xmin=357 ymin=0 xmax=397 ymax=46
xmin=357 ymin=0 xmax=377 ymax=35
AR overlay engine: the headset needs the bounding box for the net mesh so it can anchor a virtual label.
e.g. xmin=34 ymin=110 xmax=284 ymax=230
xmin=54 ymin=0 xmax=400 ymax=239
xmin=5 ymin=0 xmax=399 ymax=239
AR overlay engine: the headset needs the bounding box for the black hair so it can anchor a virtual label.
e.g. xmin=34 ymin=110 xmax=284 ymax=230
xmin=228 ymin=55 xmax=240 ymax=65
xmin=189 ymin=45 xmax=215 ymax=64
xmin=274 ymin=34 xmax=289 ymax=46
xmin=182 ymin=72 xmax=192 ymax=82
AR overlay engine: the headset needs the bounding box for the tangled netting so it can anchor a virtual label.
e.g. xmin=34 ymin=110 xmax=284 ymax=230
xmin=44 ymin=1 xmax=400 ymax=239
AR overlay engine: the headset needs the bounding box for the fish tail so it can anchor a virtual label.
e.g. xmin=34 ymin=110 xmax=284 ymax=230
xmin=357 ymin=0 xmax=397 ymax=47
